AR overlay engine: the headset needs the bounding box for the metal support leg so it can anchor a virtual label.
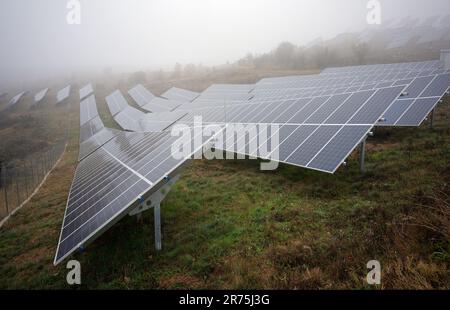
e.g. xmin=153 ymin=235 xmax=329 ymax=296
xmin=136 ymin=212 xmax=142 ymax=222
xmin=430 ymin=109 xmax=435 ymax=129
xmin=359 ymin=139 xmax=366 ymax=174
xmin=154 ymin=203 xmax=161 ymax=251
xmin=129 ymin=174 xmax=182 ymax=252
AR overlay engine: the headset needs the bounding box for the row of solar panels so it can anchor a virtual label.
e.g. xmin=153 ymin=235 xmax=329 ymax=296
xmin=54 ymin=58 xmax=449 ymax=265
xmin=55 ymin=88 xmax=213 ymax=264
xmin=2 ymin=85 xmax=73 ymax=107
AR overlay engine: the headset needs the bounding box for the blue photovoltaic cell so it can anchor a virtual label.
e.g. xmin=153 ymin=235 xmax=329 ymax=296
xmin=239 ymin=103 xmax=267 ymax=123
xmin=307 ymin=125 xmax=371 ymax=172
xmin=305 ymin=93 xmax=350 ymax=124
xmin=228 ymin=104 xmax=256 ymax=123
xmin=401 ymin=76 xmax=434 ymax=99
xmin=420 ymin=73 xmax=450 ymax=97
xmin=274 ymin=125 xmax=318 ymax=161
xmin=260 ymin=100 xmax=296 ymax=123
xmin=349 ymin=86 xmax=405 ymax=124
xmin=393 ymin=78 xmax=414 ymax=86
xmin=396 ymin=97 xmax=441 ymax=125
xmin=325 ymin=90 xmax=374 ymax=124
xmin=78 ymin=128 xmax=119 ymax=161
xmin=284 ymin=125 xmax=340 ymax=165
xmin=273 ymin=98 xmax=313 ymax=123
xmin=288 ymin=97 xmax=330 ymax=124
xmin=380 ymin=99 xmax=415 ymax=125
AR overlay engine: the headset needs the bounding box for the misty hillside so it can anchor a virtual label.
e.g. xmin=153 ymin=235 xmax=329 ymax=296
xmin=236 ymin=15 xmax=450 ymax=70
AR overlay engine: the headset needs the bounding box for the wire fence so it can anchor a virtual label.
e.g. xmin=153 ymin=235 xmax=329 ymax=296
xmin=0 ymin=140 xmax=67 ymax=222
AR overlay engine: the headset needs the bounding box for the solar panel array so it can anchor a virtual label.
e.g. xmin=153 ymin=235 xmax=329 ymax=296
xmin=54 ymin=58 xmax=449 ymax=265
xmin=79 ymin=83 xmax=94 ymax=100
xmin=79 ymin=95 xmax=120 ymax=161
xmin=8 ymin=91 xmax=26 ymax=106
xmin=55 ymin=117 xmax=220 ymax=263
xmin=128 ymin=84 xmax=183 ymax=112
xmin=57 ymin=85 xmax=71 ymax=103
xmin=106 ymin=90 xmax=187 ymax=132
xmin=162 ymin=87 xmax=200 ymax=102
xmin=34 ymin=88 xmax=49 ymax=103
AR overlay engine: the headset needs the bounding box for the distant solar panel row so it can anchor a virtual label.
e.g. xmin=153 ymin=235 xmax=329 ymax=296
xmin=57 ymin=85 xmax=71 ymax=103
xmin=34 ymin=88 xmax=49 ymax=103
xmin=128 ymin=84 xmax=183 ymax=112
xmin=8 ymin=91 xmax=27 ymax=106
xmin=79 ymin=95 xmax=119 ymax=161
xmin=180 ymin=65 xmax=449 ymax=128
xmin=106 ymin=90 xmax=187 ymax=132
xmin=55 ymin=126 xmax=221 ymax=264
xmin=79 ymin=83 xmax=94 ymax=100
xmin=162 ymin=87 xmax=200 ymax=102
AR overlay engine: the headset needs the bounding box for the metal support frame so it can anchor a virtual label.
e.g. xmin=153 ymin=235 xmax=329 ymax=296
xmin=359 ymin=139 xmax=366 ymax=174
xmin=430 ymin=108 xmax=435 ymax=129
xmin=128 ymin=174 xmax=181 ymax=251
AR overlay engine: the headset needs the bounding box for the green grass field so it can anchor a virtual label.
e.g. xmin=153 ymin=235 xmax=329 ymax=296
xmin=0 ymin=87 xmax=449 ymax=289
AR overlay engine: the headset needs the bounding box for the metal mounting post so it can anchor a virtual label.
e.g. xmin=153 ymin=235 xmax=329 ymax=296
xmin=359 ymin=139 xmax=366 ymax=174
xmin=128 ymin=174 xmax=181 ymax=251
xmin=430 ymin=109 xmax=435 ymax=129
xmin=154 ymin=203 xmax=161 ymax=251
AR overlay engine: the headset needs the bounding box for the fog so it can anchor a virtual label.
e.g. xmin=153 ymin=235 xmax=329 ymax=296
xmin=0 ymin=0 xmax=449 ymax=87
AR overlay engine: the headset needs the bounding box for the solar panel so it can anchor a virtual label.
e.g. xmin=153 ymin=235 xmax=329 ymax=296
xmin=143 ymin=97 xmax=184 ymax=112
xmin=105 ymin=90 xmax=129 ymax=116
xmin=127 ymin=84 xmax=183 ymax=112
xmin=106 ymin=90 xmax=187 ymax=132
xmin=78 ymin=94 xmax=120 ymax=162
xmin=8 ymin=91 xmax=26 ymax=106
xmin=79 ymin=128 xmax=119 ymax=161
xmin=80 ymin=116 xmax=105 ymax=143
xmin=80 ymin=95 xmax=99 ymax=126
xmin=34 ymin=88 xmax=49 ymax=103
xmin=380 ymin=72 xmax=450 ymax=126
xmin=307 ymin=125 xmax=371 ymax=172
xmin=128 ymin=84 xmax=157 ymax=108
xmin=213 ymin=85 xmax=405 ymax=173
xmin=79 ymin=83 xmax=94 ymax=100
xmin=161 ymin=87 xmax=200 ymax=102
xmin=54 ymin=126 xmax=221 ymax=264
xmin=57 ymin=85 xmax=71 ymax=103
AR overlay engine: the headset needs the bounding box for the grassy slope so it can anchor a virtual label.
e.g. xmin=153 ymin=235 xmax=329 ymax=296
xmin=0 ymin=93 xmax=449 ymax=289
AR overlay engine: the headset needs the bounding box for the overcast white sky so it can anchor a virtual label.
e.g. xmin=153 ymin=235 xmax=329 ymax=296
xmin=0 ymin=0 xmax=449 ymax=85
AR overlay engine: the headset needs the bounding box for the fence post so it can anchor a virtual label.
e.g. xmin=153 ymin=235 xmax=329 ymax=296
xmin=29 ymin=159 xmax=36 ymax=188
xmin=14 ymin=168 xmax=20 ymax=209
xmin=41 ymin=156 xmax=45 ymax=178
xmin=2 ymin=164 xmax=9 ymax=215
xmin=22 ymin=162 xmax=29 ymax=198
